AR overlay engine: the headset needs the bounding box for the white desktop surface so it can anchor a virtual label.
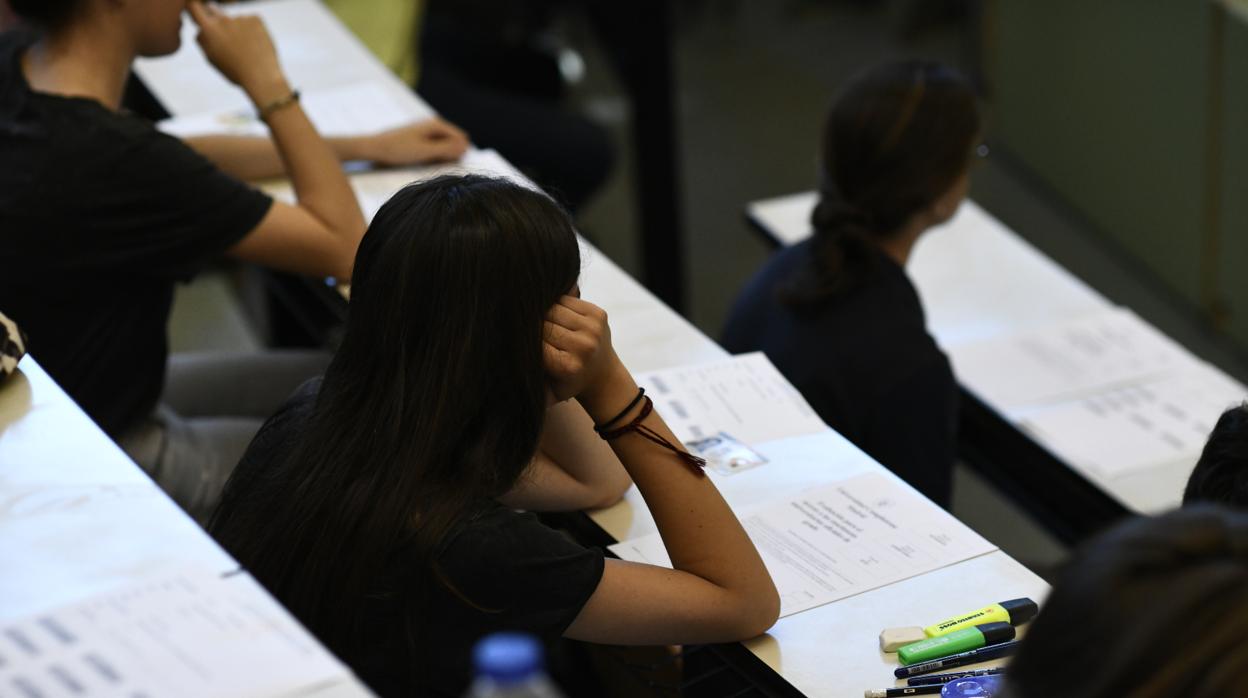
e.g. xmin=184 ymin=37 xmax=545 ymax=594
xmin=0 ymin=358 xmax=376 ymax=696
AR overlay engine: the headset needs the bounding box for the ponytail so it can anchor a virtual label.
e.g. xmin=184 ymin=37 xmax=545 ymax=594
xmin=780 ymin=181 xmax=879 ymax=306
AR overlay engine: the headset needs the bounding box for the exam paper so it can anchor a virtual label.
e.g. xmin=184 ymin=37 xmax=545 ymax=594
xmin=949 ymin=308 xmax=1197 ymax=409
xmin=158 ymin=82 xmax=431 ymax=139
xmin=0 ymin=572 xmax=352 ymax=698
xmin=1015 ymin=364 xmax=1247 ymax=480
xmin=261 ymin=149 xmax=527 ymax=221
xmin=610 ymin=472 xmax=997 ymax=617
xmin=635 ymin=352 xmax=826 ymax=446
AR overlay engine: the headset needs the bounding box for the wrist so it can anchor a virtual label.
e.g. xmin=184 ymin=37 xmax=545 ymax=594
xmin=243 ymin=74 xmax=292 ymax=108
xmin=577 ymin=362 xmax=639 ymax=424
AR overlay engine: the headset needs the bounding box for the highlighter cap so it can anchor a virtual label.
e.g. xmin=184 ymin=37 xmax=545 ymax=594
xmin=1000 ymin=598 xmax=1038 ymax=626
xmin=976 ymin=622 xmax=1015 ymax=645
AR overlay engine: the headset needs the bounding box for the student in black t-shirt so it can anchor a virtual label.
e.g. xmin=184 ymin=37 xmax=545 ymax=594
xmin=0 ymin=0 xmax=468 ymax=519
xmin=209 ymin=175 xmax=781 ymax=697
xmin=722 ymin=60 xmax=982 ymax=507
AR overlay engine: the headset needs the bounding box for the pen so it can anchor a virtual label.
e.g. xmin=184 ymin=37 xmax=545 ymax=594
xmin=894 ymin=640 xmax=1020 ymax=678
xmin=864 ymin=686 xmax=943 ymax=697
xmin=907 ymin=667 xmax=1005 ymax=686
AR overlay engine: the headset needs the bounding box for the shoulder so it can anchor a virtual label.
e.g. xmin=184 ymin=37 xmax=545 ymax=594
xmin=235 ymin=378 xmax=323 ymax=473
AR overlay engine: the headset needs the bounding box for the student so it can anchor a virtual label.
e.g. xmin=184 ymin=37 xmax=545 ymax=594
xmin=0 ymin=0 xmax=466 ymax=519
xmin=1183 ymin=403 xmax=1248 ymax=508
xmin=1000 ymin=506 xmax=1248 ymax=697
xmin=208 ymin=175 xmax=780 ymax=697
xmin=722 ymin=60 xmax=981 ymax=507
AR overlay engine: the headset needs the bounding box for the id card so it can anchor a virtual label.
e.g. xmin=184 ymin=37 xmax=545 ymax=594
xmin=685 ymin=432 xmax=767 ymax=476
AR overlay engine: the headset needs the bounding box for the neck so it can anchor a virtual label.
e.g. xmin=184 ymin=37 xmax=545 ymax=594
xmin=22 ymin=21 xmax=135 ymax=111
xmin=875 ymin=216 xmax=928 ymax=267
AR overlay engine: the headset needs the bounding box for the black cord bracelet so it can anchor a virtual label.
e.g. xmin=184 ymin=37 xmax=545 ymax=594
xmin=593 ymin=386 xmax=646 ymax=433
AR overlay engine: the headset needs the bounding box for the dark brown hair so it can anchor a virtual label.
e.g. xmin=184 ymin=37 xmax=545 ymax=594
xmin=209 ymin=175 xmax=581 ymax=686
xmin=1184 ymin=404 xmax=1248 ymax=508
xmin=786 ymin=60 xmax=980 ymax=304
xmin=1002 ymin=506 xmax=1248 ymax=697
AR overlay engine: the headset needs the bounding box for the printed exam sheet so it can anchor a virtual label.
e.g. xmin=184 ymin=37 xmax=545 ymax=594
xmin=610 ymin=472 xmax=997 ymax=617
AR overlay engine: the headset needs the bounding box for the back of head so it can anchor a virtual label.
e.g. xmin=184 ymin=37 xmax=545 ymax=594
xmin=210 ymin=175 xmax=581 ymax=658
xmin=8 ymin=0 xmax=82 ymax=31
xmin=1002 ymin=506 xmax=1248 ymax=698
xmin=788 ymin=60 xmax=980 ymax=303
xmin=1184 ymin=404 xmax=1248 ymax=508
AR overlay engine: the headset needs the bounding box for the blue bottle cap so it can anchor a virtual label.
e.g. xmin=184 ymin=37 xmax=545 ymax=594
xmin=941 ymin=675 xmax=1003 ymax=697
xmin=472 ymin=633 xmax=544 ymax=684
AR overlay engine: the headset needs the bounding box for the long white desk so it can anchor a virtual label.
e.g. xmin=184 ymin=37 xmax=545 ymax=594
xmin=0 ymin=357 xmax=375 ymax=697
xmin=747 ymin=192 xmax=1247 ymax=523
xmin=129 ymin=3 xmax=1049 ymax=695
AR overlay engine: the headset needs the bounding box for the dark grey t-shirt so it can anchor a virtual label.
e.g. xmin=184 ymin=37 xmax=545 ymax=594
xmin=0 ymin=30 xmax=272 ymax=436
xmin=213 ymin=379 xmax=605 ymax=697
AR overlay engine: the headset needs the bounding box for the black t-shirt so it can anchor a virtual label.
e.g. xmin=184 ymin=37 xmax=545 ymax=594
xmin=0 ymin=30 xmax=272 ymax=436
xmin=214 ymin=379 xmax=605 ymax=697
xmin=722 ymin=240 xmax=958 ymax=506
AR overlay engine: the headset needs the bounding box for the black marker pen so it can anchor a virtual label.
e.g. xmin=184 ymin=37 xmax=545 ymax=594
xmin=894 ymin=640 xmax=1020 ymax=678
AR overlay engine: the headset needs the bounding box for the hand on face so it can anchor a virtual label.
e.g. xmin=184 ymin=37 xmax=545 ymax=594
xmin=187 ymin=1 xmax=287 ymax=102
xmin=542 ymin=295 xmax=621 ymax=404
xmin=363 ymin=118 xmax=470 ymax=166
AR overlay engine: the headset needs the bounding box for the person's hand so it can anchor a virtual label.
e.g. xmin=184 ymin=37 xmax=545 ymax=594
xmin=543 ymin=296 xmax=634 ymax=412
xmin=187 ymin=1 xmax=289 ymax=105
xmin=361 ymin=118 xmax=470 ymax=166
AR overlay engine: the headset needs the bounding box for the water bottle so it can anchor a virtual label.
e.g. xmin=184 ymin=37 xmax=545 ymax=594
xmin=463 ymin=632 xmax=566 ymax=698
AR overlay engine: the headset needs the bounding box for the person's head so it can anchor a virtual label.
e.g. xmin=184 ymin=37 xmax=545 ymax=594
xmin=9 ymin=0 xmax=185 ymax=56
xmin=209 ymin=175 xmax=581 ymax=660
xmin=789 ymin=60 xmax=980 ymax=302
xmin=1184 ymin=404 xmax=1248 ymax=508
xmin=1002 ymin=506 xmax=1248 ymax=698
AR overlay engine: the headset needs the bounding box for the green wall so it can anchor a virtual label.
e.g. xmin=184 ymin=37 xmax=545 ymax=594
xmin=988 ymin=1 xmax=1247 ymax=344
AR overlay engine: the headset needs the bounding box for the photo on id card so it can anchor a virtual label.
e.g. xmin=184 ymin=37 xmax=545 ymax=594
xmin=685 ymin=432 xmax=767 ymax=475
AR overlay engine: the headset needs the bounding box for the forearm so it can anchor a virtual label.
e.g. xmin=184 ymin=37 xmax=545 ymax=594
xmin=577 ymin=365 xmax=774 ymax=598
xmin=538 ymin=400 xmax=631 ymax=500
xmin=183 ymin=134 xmax=373 ymax=182
xmin=245 ymin=80 xmax=365 ymax=240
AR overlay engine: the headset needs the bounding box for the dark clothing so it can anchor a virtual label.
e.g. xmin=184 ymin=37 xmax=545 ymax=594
xmin=0 ymin=30 xmax=272 ymax=436
xmin=213 ymin=380 xmax=605 ymax=698
xmin=722 ymin=240 xmax=958 ymax=506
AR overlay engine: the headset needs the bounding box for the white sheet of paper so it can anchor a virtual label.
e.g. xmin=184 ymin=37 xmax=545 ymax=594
xmin=158 ymin=82 xmax=431 ymax=139
xmin=260 ymin=148 xmax=527 ymax=221
xmin=1014 ymin=364 xmax=1247 ymax=480
xmin=135 ymin=0 xmax=417 ymax=118
xmin=610 ymin=472 xmax=998 ymax=617
xmin=0 ymin=572 xmax=352 ymax=698
xmin=635 ymin=352 xmax=826 ymax=446
xmin=949 ymin=308 xmax=1198 ymax=409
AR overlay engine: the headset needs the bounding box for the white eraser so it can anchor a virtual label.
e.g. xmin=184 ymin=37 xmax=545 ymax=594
xmin=879 ymin=626 xmax=927 ymax=652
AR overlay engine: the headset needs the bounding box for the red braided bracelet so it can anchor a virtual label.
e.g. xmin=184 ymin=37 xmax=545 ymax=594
xmin=597 ymin=396 xmax=707 ymax=476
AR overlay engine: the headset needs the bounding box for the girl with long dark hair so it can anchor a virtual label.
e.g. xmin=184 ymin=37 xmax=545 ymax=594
xmin=723 ymin=60 xmax=982 ymax=507
xmin=209 ymin=175 xmax=780 ymax=697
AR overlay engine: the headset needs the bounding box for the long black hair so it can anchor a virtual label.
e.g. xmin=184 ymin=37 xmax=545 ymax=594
xmin=209 ymin=175 xmax=581 ymax=664
xmin=1002 ymin=506 xmax=1248 ymax=697
xmin=8 ymin=0 xmax=82 ymax=30
xmin=786 ymin=60 xmax=980 ymax=304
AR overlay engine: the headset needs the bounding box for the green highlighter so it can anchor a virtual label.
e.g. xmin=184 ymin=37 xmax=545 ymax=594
xmin=896 ymin=622 xmax=1015 ymax=666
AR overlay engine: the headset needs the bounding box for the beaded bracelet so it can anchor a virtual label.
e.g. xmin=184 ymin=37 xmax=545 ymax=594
xmin=257 ymin=88 xmax=301 ymax=121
